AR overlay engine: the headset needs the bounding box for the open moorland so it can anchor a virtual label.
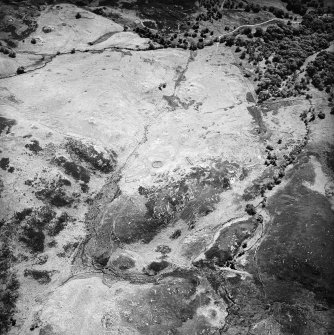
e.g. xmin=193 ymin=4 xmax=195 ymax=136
xmin=0 ymin=0 xmax=333 ymax=334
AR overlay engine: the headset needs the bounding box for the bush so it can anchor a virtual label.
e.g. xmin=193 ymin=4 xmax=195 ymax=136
xmin=245 ymin=204 xmax=257 ymax=215
xmin=225 ymin=36 xmax=235 ymax=46
xmin=16 ymin=66 xmax=25 ymax=75
xmin=254 ymin=27 xmax=264 ymax=37
xmin=306 ymin=51 xmax=334 ymax=91
xmin=242 ymin=27 xmax=252 ymax=35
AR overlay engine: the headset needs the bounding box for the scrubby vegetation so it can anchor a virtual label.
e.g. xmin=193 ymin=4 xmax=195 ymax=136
xmin=16 ymin=66 xmax=25 ymax=75
xmin=282 ymin=0 xmax=332 ymax=15
xmin=24 ymin=269 xmax=53 ymax=284
xmin=66 ymin=138 xmax=117 ymax=173
xmin=133 ymin=0 xmax=295 ymax=51
xmin=306 ymin=51 xmax=334 ymax=91
xmin=231 ymin=13 xmax=334 ymax=101
xmin=132 ymin=0 xmax=333 ymax=104
xmin=15 ymin=206 xmax=69 ymax=254
xmin=0 ymin=242 xmax=19 ymax=334
xmin=18 ymin=206 xmax=56 ymax=253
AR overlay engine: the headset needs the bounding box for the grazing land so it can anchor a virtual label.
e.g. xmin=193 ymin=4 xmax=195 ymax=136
xmin=0 ymin=1 xmax=333 ymax=334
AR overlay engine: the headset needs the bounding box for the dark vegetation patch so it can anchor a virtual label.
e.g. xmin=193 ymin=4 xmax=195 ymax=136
xmin=163 ymin=95 xmax=195 ymax=110
xmin=34 ymin=178 xmax=75 ymax=207
xmin=18 ymin=206 xmax=56 ymax=253
xmin=130 ymin=0 xmax=333 ymax=53
xmin=35 ymin=188 xmax=74 ymax=207
xmin=155 ymin=244 xmax=171 ymax=255
xmin=23 ymin=269 xmax=53 ymax=284
xmin=91 ymin=161 xmax=237 ymax=267
xmin=210 ymin=272 xmax=270 ymax=331
xmin=247 ymin=106 xmax=266 ymax=133
xmin=119 ymin=274 xmax=206 ymax=333
xmin=38 ymin=324 xmax=57 ymax=335
xmin=0 ymin=116 xmax=16 ymax=135
xmin=242 ymin=168 xmax=275 ymax=200
xmin=231 ymin=14 xmax=334 ymax=101
xmin=146 ymin=260 xmax=169 ymax=275
xmin=258 ymin=159 xmax=334 ymax=306
xmin=20 ymin=228 xmax=45 ymax=253
xmin=0 ymin=158 xmax=14 ymax=173
xmin=112 ymin=161 xmax=235 ymax=244
xmin=66 ymin=138 xmax=117 ymax=173
xmin=47 ymin=212 xmax=69 ymax=236
xmin=57 ymin=241 xmax=79 ymax=258
xmin=122 ymin=0 xmax=197 ymax=32
xmin=93 ymin=251 xmax=110 ymax=267
xmin=239 ymin=167 xmax=249 ymax=180
xmin=272 ymin=304 xmax=308 ymax=335
xmin=195 ymin=218 xmax=258 ymax=268
xmin=54 ymin=156 xmax=90 ymax=183
xmin=217 ymin=264 xmax=330 ymax=334
xmin=326 ymin=145 xmax=334 ymax=172
xmin=109 ymin=255 xmax=135 ymax=270
xmin=245 ymin=203 xmax=256 ymax=215
xmin=170 ymin=229 xmax=181 ymax=239
xmin=246 ymin=92 xmax=255 ymax=103
xmin=0 ymin=242 xmax=19 ymax=334
xmin=15 ymin=207 xmax=69 ymax=253
xmin=98 ymin=0 xmax=119 ymax=6
xmin=14 ymin=208 xmax=33 ymax=222
xmin=25 ymin=139 xmax=42 ymax=153
xmin=0 ymin=158 xmax=10 ymax=170
xmin=282 ymin=0 xmax=330 ymax=16
xmin=88 ymin=31 xmax=119 ymax=45
xmin=0 ymin=2 xmax=39 ymax=41
xmin=306 ymin=50 xmax=334 ymax=91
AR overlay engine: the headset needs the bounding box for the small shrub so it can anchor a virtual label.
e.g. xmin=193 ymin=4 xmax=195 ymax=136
xmin=16 ymin=66 xmax=25 ymax=75
xmin=245 ymin=204 xmax=257 ymax=215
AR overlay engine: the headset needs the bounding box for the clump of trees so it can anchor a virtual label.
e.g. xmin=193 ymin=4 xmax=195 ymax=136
xmin=0 ymin=46 xmax=16 ymax=58
xmin=234 ymin=13 xmax=334 ymax=101
xmin=281 ymin=0 xmax=332 ymax=15
xmin=268 ymin=6 xmax=286 ymax=18
xmin=306 ymin=51 xmax=334 ymax=91
xmin=0 ymin=243 xmax=19 ymax=334
xmin=16 ymin=66 xmax=25 ymax=75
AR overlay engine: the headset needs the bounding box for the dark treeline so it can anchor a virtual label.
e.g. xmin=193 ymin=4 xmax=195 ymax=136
xmin=229 ymin=13 xmax=334 ymax=101
xmin=306 ymin=51 xmax=334 ymax=92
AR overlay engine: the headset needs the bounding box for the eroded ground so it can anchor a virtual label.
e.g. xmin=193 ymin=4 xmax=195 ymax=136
xmin=0 ymin=1 xmax=334 ymax=335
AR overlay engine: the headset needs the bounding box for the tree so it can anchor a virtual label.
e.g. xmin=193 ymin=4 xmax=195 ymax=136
xmin=225 ymin=36 xmax=235 ymax=47
xmin=254 ymin=27 xmax=264 ymax=37
xmin=16 ymin=66 xmax=25 ymax=75
xmin=242 ymin=27 xmax=252 ymax=35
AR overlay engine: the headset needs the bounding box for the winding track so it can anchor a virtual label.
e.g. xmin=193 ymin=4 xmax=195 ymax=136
xmin=0 ymin=7 xmax=315 ymax=292
xmin=0 ymin=16 xmax=289 ymax=81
